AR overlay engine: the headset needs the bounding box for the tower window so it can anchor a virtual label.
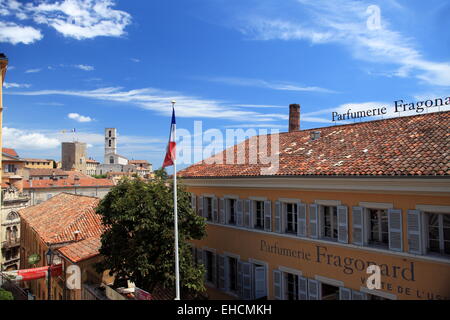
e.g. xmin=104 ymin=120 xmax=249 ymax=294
xmin=109 ymin=130 xmax=112 ymax=137
xmin=110 ymin=156 xmax=114 ymax=164
xmin=109 ymin=140 xmax=112 ymax=147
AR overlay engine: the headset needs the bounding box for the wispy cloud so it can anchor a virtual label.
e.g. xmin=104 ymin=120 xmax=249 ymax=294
xmin=68 ymin=112 xmax=94 ymax=123
xmin=74 ymin=64 xmax=94 ymax=71
xmin=0 ymin=21 xmax=42 ymax=45
xmin=235 ymin=0 xmax=450 ymax=87
xmin=25 ymin=68 xmax=41 ymax=73
xmin=205 ymin=76 xmax=337 ymax=93
xmin=3 ymin=82 xmax=31 ymax=89
xmin=130 ymin=58 xmax=140 ymax=63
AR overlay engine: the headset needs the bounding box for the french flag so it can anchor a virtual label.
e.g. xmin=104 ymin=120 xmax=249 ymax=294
xmin=162 ymin=106 xmax=176 ymax=168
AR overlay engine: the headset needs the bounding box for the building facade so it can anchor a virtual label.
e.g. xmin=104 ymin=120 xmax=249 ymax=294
xmin=23 ymin=159 xmax=55 ymax=169
xmin=86 ymin=159 xmax=100 ymax=176
xmin=61 ymin=142 xmax=87 ymax=174
xmin=179 ymin=108 xmax=450 ymax=301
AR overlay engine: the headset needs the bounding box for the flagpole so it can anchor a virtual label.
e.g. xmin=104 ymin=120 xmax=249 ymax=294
xmin=172 ymin=100 xmax=180 ymax=300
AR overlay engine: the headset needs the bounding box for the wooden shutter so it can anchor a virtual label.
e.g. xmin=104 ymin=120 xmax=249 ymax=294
xmin=244 ymin=200 xmax=251 ymax=228
xmin=407 ymin=210 xmax=423 ymax=254
xmin=339 ymin=287 xmax=351 ymax=300
xmin=225 ymin=198 xmax=229 ymax=224
xmin=254 ymin=266 xmax=266 ymax=299
xmin=309 ymin=204 xmax=319 ymax=239
xmin=242 ymin=262 xmax=252 ymax=300
xmin=351 ymin=290 xmax=367 ymax=300
xmin=264 ymin=201 xmax=272 ymax=232
xmin=249 ymin=200 xmax=254 ymax=229
xmin=217 ymin=255 xmax=225 ymax=290
xmin=297 ymin=203 xmax=307 ymax=237
xmin=191 ymin=193 xmax=196 ymax=210
xmin=273 ymin=270 xmax=282 ymax=300
xmin=198 ymin=196 xmax=204 ymax=217
xmin=298 ymin=276 xmax=308 ymax=300
xmin=219 ymin=198 xmax=225 ymax=224
xmin=213 ymin=197 xmax=218 ymax=223
xmin=307 ymin=279 xmax=321 ymax=300
xmin=237 ymin=199 xmax=243 ymax=226
xmin=275 ymin=201 xmax=281 ymax=233
xmin=337 ymin=205 xmax=349 ymax=244
xmin=352 ymin=206 xmax=364 ymax=245
xmin=388 ymin=209 xmax=403 ymax=252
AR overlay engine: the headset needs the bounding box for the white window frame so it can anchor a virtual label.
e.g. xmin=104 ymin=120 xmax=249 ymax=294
xmin=320 ymin=205 xmax=338 ymax=241
xmin=253 ymin=200 xmax=265 ymax=230
xmin=283 ymin=201 xmax=298 ymax=235
xmin=424 ymin=212 xmax=450 ymax=257
xmin=249 ymin=258 xmax=269 ymax=300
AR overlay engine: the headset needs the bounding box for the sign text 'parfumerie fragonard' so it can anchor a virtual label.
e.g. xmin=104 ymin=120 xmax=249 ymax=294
xmin=260 ymin=240 xmax=449 ymax=300
xmin=332 ymin=96 xmax=450 ymax=122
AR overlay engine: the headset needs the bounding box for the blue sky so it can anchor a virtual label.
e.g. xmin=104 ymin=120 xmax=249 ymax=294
xmin=1 ymin=0 xmax=449 ymax=170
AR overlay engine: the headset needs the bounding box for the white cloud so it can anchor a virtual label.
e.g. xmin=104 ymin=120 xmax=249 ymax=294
xmin=236 ymin=0 xmax=450 ymax=87
xmin=206 ymin=76 xmax=337 ymax=93
xmin=3 ymin=82 xmax=31 ymax=88
xmin=25 ymin=68 xmax=41 ymax=73
xmin=3 ymin=127 xmax=60 ymax=150
xmin=74 ymin=64 xmax=94 ymax=71
xmin=30 ymin=0 xmax=132 ymax=40
xmin=130 ymin=58 xmax=140 ymax=63
xmin=68 ymin=112 xmax=93 ymax=122
xmin=0 ymin=21 xmax=42 ymax=44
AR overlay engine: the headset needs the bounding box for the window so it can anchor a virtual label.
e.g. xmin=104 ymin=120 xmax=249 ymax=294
xmin=284 ymin=273 xmax=299 ymax=300
xmin=285 ymin=203 xmax=297 ymax=234
xmin=228 ymin=257 xmax=238 ymax=293
xmin=227 ymin=199 xmax=236 ymax=225
xmin=108 ymin=140 xmax=112 ymax=147
xmin=321 ymin=283 xmax=339 ymax=300
xmin=368 ymin=209 xmax=389 ymax=247
xmin=205 ymin=251 xmax=214 ymax=283
xmin=426 ymin=213 xmax=450 ymax=256
xmin=5 ymin=164 xmax=16 ymax=173
xmin=109 ymin=130 xmax=112 ymax=137
xmin=205 ymin=197 xmax=213 ymax=221
xmin=255 ymin=201 xmax=264 ymax=229
xmin=109 ymin=156 xmax=114 ymax=164
xmin=322 ymin=206 xmax=338 ymax=240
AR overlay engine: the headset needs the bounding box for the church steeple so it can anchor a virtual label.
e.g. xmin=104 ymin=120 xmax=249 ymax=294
xmin=105 ymin=128 xmax=117 ymax=156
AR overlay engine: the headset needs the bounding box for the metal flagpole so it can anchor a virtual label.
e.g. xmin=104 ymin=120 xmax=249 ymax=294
xmin=172 ymin=100 xmax=180 ymax=300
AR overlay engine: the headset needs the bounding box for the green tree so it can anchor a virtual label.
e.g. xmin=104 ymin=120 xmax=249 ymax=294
xmin=0 ymin=288 xmax=14 ymax=300
xmin=96 ymin=176 xmax=206 ymax=298
xmin=154 ymin=167 xmax=168 ymax=180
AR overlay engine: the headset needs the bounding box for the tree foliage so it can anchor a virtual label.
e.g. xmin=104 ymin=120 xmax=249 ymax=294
xmin=96 ymin=175 xmax=206 ymax=298
xmin=0 ymin=288 xmax=13 ymax=300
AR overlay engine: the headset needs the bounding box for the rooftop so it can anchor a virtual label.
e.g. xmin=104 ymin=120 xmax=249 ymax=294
xmin=2 ymin=148 xmax=19 ymax=158
xmin=58 ymin=236 xmax=102 ymax=263
xmin=179 ymin=111 xmax=450 ymax=178
xmin=23 ymin=177 xmax=114 ymax=189
xmin=18 ymin=193 xmax=103 ymax=245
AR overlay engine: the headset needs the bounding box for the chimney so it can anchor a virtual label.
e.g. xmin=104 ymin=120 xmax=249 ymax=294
xmin=289 ymin=104 xmax=300 ymax=132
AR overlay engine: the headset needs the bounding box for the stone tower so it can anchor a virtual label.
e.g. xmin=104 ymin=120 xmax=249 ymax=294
xmin=105 ymin=128 xmax=117 ymax=156
xmin=61 ymin=142 xmax=87 ymax=173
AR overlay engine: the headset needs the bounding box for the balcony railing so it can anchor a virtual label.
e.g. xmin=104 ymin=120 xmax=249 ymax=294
xmin=1 ymin=239 xmax=20 ymax=249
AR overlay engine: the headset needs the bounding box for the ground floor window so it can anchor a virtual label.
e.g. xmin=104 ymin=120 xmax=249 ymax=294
xmin=285 ymin=273 xmax=299 ymax=300
xmin=227 ymin=257 xmax=238 ymax=293
xmin=321 ymin=283 xmax=339 ymax=300
xmin=205 ymin=251 xmax=214 ymax=283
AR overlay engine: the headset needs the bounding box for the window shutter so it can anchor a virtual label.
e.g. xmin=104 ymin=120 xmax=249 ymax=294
xmin=388 ymin=209 xmax=403 ymax=252
xmin=298 ymin=276 xmax=308 ymax=300
xmin=275 ymin=201 xmax=281 ymax=233
xmin=191 ymin=193 xmax=196 ymax=210
xmin=264 ymin=201 xmax=272 ymax=232
xmin=211 ymin=253 xmax=217 ymax=286
xmin=407 ymin=210 xmax=423 ymax=254
xmin=351 ymin=290 xmax=367 ymax=300
xmin=244 ymin=199 xmax=251 ymax=228
xmin=337 ymin=205 xmax=349 ymax=244
xmin=249 ymin=200 xmax=254 ymax=229
xmin=242 ymin=262 xmax=253 ymax=300
xmin=297 ymin=203 xmax=307 ymax=237
xmin=217 ymin=255 xmax=225 ymax=290
xmin=237 ymin=260 xmax=242 ymax=297
xmin=225 ymin=199 xmax=229 ymax=224
xmin=309 ymin=204 xmax=319 ymax=239
xmin=307 ymin=279 xmax=321 ymax=300
xmin=198 ymin=196 xmax=204 ymax=217
xmin=254 ymin=266 xmax=266 ymax=299
xmin=273 ymin=270 xmax=282 ymax=300
xmin=339 ymin=287 xmax=351 ymax=300
xmin=352 ymin=206 xmax=364 ymax=245
xmin=219 ymin=198 xmax=225 ymax=224
xmin=237 ymin=199 xmax=243 ymax=226
xmin=213 ymin=197 xmax=218 ymax=223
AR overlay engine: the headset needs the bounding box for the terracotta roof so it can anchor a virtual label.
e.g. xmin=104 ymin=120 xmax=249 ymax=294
xmin=2 ymin=148 xmax=19 ymax=158
xmin=23 ymin=177 xmax=114 ymax=189
xmin=58 ymin=236 xmax=101 ymax=263
xmin=28 ymin=168 xmax=68 ymax=176
xmin=179 ymin=111 xmax=450 ymax=178
xmin=18 ymin=193 xmax=103 ymax=245
xmin=129 ymin=160 xmax=150 ymax=164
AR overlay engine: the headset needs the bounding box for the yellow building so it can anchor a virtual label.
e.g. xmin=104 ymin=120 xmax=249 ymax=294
xmin=23 ymin=159 xmax=56 ymax=169
xmin=179 ymin=107 xmax=450 ymax=301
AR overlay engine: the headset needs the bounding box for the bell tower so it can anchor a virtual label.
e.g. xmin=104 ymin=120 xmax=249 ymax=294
xmin=105 ymin=128 xmax=117 ymax=156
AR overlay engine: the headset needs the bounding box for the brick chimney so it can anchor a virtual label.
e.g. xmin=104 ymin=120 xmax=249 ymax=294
xmin=289 ymin=104 xmax=300 ymax=132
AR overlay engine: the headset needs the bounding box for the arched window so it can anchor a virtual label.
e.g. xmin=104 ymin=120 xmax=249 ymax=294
xmin=109 ymin=140 xmax=112 ymax=147
xmin=109 ymin=130 xmax=112 ymax=137
xmin=110 ymin=156 xmax=114 ymax=164
xmin=6 ymin=211 xmax=18 ymax=221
